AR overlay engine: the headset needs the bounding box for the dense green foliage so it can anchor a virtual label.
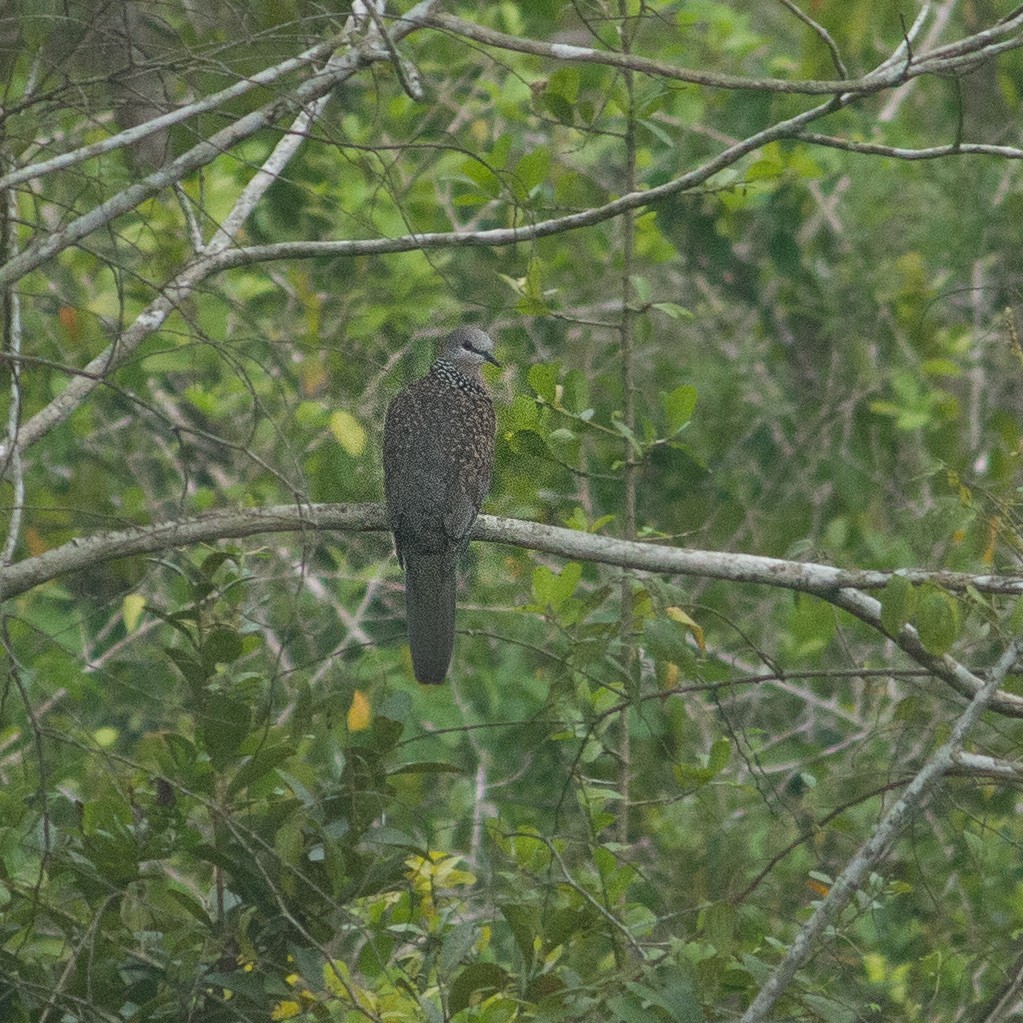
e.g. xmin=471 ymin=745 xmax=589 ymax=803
xmin=3 ymin=1 xmax=1023 ymax=1020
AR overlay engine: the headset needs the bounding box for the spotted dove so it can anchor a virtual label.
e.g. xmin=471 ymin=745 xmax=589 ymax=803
xmin=383 ymin=327 xmax=499 ymax=684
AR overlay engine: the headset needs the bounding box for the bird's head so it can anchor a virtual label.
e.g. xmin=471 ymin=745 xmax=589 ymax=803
xmin=440 ymin=327 xmax=501 ymax=372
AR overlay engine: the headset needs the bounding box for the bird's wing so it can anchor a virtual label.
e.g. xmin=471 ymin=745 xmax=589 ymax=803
xmin=383 ymin=388 xmax=419 ymax=513
xmin=443 ymin=397 xmax=496 ymax=543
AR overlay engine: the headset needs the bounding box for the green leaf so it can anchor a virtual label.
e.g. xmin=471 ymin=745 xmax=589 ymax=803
xmin=450 ymin=963 xmax=510 ymax=1015
xmin=459 ymin=158 xmax=501 ymax=197
xmin=652 ymin=301 xmax=693 ymax=321
xmin=515 ymin=146 xmax=550 ymax=193
xmin=198 ymin=694 xmax=252 ymax=766
xmin=167 ymin=888 xmax=214 ymax=925
xmin=227 ymin=743 xmax=295 ymax=797
xmin=880 ymin=575 xmax=916 ymax=636
xmin=82 ymin=795 xmax=133 ymax=837
xmin=746 ymin=156 xmax=784 ymax=181
xmin=562 ymin=368 xmax=589 ymax=412
xmin=644 ymin=618 xmax=696 ymax=670
xmin=518 ymin=255 xmax=548 ymax=314
xmin=630 ymin=275 xmax=652 ymax=304
xmin=330 ymin=409 xmax=367 ymax=457
xmin=661 ymin=385 xmax=698 ymax=434
xmin=920 ymin=357 xmax=961 ymax=378
xmin=612 ymin=418 xmax=644 ymax=456
xmin=701 ymin=900 xmax=736 ymax=955
xmin=625 ymin=973 xmax=701 ymax=1023
xmin=531 ymin=562 xmax=582 ymax=611
xmin=547 ymin=66 xmax=579 ymax=103
xmin=543 ymin=91 xmax=575 ymax=123
xmin=786 ymin=592 xmax=836 ymax=659
xmin=666 ymin=606 xmax=705 ymax=653
xmin=1008 ymin=595 xmax=1023 ymax=634
xmin=358 ymin=934 xmax=394 ymax=978
xmin=528 ymin=362 xmax=559 ymax=403
xmin=166 ymin=646 xmax=208 ymax=687
xmin=802 ymin=994 xmax=856 ymax=1023
xmin=500 ymin=903 xmax=539 ymax=965
xmin=914 ymin=585 xmax=962 ymax=655
xmin=122 ymin=593 xmax=146 ymax=632
xmin=201 ymin=626 xmax=244 ymax=668
xmin=708 ymin=737 xmax=731 ymax=774
xmin=204 ymin=971 xmax=267 ymax=1002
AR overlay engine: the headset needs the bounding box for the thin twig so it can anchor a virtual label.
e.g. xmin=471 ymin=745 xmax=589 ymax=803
xmin=795 ymin=133 xmax=1023 ymax=160
xmin=427 ymin=9 xmax=1023 ymax=96
xmin=777 ymin=0 xmax=848 ymax=78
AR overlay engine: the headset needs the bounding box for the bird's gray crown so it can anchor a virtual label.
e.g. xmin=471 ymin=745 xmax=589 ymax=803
xmin=438 ymin=327 xmax=500 ymax=371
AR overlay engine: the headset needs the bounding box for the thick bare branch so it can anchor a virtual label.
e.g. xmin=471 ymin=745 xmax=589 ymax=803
xmin=0 ymin=0 xmax=444 ymax=291
xmin=739 ymin=631 xmax=1023 ymax=1022
xmin=3 ymin=503 xmax=1023 ymax=717
xmin=0 ymin=31 xmax=353 ymax=195
xmin=7 ymin=504 xmax=1023 ymax=601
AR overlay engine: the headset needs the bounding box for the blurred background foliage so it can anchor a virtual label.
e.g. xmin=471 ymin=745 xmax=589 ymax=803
xmin=2 ymin=0 xmax=1023 ymax=1019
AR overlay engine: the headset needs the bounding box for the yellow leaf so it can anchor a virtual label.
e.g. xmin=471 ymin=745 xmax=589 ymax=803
xmin=405 ymin=852 xmax=476 ymax=891
xmin=330 ymin=410 xmax=367 ymax=457
xmin=300 ymin=360 xmax=327 ymax=396
xmin=122 ymin=593 xmax=146 ymax=632
xmin=661 ymin=661 xmax=680 ymax=691
xmin=667 ymin=605 xmax=705 ymax=652
xmin=983 ymin=516 xmax=999 ymax=565
xmin=24 ymin=525 xmax=48 ymax=556
xmin=347 ymin=689 xmax=371 ymax=731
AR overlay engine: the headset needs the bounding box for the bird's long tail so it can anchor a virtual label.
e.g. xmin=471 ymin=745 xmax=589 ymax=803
xmin=403 ymin=553 xmax=457 ymax=684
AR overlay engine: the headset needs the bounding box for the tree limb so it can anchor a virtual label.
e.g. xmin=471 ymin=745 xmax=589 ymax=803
xmin=796 ymin=133 xmax=1023 ymax=160
xmin=0 ymin=30 xmax=355 ymax=195
xmin=0 ymin=0 xmax=444 ymax=291
xmin=3 ymin=504 xmax=1023 ymax=716
xmin=739 ymin=631 xmax=1023 ymax=1021
xmin=425 ymin=10 xmax=1023 ymax=95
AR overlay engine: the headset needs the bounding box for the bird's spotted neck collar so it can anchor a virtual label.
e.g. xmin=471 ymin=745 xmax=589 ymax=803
xmin=432 ymin=358 xmax=483 ymax=386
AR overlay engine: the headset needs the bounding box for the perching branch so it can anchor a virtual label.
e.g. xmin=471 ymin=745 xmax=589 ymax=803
xmin=3 ymin=503 xmax=1023 ymax=716
xmin=7 ymin=502 xmax=1023 ymax=601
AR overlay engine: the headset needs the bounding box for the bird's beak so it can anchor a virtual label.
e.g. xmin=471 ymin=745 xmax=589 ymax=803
xmin=484 ymin=351 xmax=501 ymax=368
